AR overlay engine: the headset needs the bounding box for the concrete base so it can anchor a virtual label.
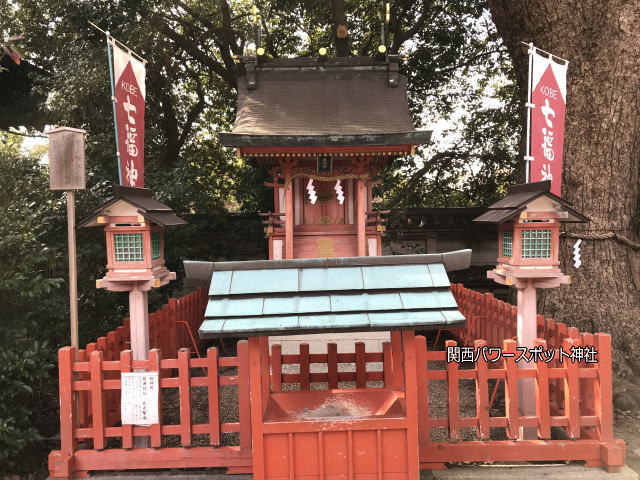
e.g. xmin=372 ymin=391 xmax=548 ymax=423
xmin=431 ymin=465 xmax=638 ymax=480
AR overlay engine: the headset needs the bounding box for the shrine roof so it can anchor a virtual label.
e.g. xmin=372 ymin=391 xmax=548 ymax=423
xmin=219 ymin=56 xmax=431 ymax=148
xmin=196 ymin=251 xmax=470 ymax=338
xmin=473 ymin=181 xmax=589 ymax=224
xmin=78 ymin=186 xmax=187 ymax=228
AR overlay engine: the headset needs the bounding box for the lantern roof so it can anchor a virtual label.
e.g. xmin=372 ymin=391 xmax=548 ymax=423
xmin=473 ymin=181 xmax=589 ymax=224
xmin=196 ymin=250 xmax=470 ymax=338
xmin=78 ymin=186 xmax=187 ymax=228
xmin=218 ymin=56 xmax=431 ymax=148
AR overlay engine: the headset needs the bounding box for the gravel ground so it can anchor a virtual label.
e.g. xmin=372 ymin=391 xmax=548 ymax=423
xmin=160 ymin=350 xmax=509 ymax=447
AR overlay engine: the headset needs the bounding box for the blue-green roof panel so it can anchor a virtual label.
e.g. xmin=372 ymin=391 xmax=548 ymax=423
xmin=209 ymin=270 xmax=233 ymax=296
xmin=263 ymin=295 xmax=331 ymax=315
xmin=299 ymin=267 xmax=364 ymax=292
xmin=229 ymin=268 xmax=299 ymax=294
xmin=199 ymin=253 xmax=470 ymax=338
xmin=362 ymin=264 xmax=432 ymax=290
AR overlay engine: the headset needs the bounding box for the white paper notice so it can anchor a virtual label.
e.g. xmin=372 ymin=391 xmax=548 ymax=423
xmin=121 ymin=372 xmax=159 ymax=425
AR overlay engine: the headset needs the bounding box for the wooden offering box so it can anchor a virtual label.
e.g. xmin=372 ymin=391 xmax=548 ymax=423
xmin=251 ymin=334 xmax=419 ymax=480
xmin=198 ymin=253 xmax=471 ymax=480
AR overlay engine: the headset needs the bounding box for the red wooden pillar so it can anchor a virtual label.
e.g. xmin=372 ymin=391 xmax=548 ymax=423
xmin=248 ymin=337 xmax=266 ymax=480
xmin=356 ymin=178 xmax=366 ymax=257
xmin=284 ymin=171 xmax=294 ymax=259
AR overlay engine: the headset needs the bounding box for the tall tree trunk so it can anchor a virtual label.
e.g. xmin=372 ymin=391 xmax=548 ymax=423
xmin=488 ymin=0 xmax=640 ymax=378
xmin=329 ymin=0 xmax=351 ymax=56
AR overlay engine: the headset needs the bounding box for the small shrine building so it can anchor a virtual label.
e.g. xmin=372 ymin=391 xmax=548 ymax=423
xmin=215 ymin=55 xmax=432 ymax=352
xmin=219 ymin=55 xmax=431 ymax=260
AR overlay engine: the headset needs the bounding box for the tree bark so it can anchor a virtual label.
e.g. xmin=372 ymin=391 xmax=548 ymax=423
xmin=488 ymin=0 xmax=640 ymax=377
xmin=329 ymin=0 xmax=351 ymax=56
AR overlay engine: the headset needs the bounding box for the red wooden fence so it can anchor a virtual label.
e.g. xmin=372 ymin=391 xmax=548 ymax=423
xmin=81 ymin=287 xmax=208 ymax=363
xmin=49 ymin=284 xmax=625 ymax=477
xmin=451 ymin=283 xmax=576 ymax=348
xmin=49 ymin=344 xmax=253 ymax=478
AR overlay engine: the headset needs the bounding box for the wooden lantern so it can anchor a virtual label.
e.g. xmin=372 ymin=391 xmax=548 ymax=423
xmin=475 ymin=181 xmax=588 ymax=283
xmin=79 ymin=186 xmax=186 ymax=285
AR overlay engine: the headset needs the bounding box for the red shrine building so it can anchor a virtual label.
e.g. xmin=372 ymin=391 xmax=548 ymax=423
xmin=219 ymin=55 xmax=431 ymax=260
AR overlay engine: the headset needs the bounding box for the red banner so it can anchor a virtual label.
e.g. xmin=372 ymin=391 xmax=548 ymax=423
xmin=112 ymin=43 xmax=145 ymax=187
xmin=528 ymin=51 xmax=567 ymax=197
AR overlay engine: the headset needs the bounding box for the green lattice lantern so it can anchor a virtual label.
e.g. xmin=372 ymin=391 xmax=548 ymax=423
xmin=79 ymin=186 xmax=186 ymax=285
xmin=474 ymin=181 xmax=588 ymax=284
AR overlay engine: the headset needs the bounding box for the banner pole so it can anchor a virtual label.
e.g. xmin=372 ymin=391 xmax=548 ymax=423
xmin=105 ymin=32 xmax=123 ymax=185
xmin=524 ymin=43 xmax=535 ymax=183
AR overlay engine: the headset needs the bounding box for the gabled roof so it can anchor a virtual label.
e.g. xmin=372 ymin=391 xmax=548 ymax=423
xmin=473 ymin=181 xmax=589 ymax=224
xmin=219 ymin=56 xmax=431 ymax=148
xmin=197 ymin=251 xmax=470 ymax=338
xmin=78 ymin=186 xmax=187 ymax=228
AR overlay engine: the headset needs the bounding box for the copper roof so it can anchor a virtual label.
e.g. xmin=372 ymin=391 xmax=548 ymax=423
xmin=79 ymin=186 xmax=187 ymax=228
xmin=197 ymin=251 xmax=470 ymax=338
xmin=473 ymin=181 xmax=589 ymax=224
xmin=219 ymin=56 xmax=431 ymax=147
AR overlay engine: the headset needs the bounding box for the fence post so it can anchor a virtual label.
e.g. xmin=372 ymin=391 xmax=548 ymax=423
xmin=355 ymin=342 xmax=366 ymax=388
xmin=59 ymin=347 xmax=77 ymax=453
xmin=415 ymin=335 xmax=429 ymax=451
xmin=327 ymin=342 xmax=339 ymax=389
xmin=237 ymin=340 xmax=252 ymax=451
xmin=562 ymin=337 xmax=581 ymax=439
xmin=299 ymin=343 xmax=310 ymax=390
xmin=474 ymin=339 xmax=490 ymax=439
xmin=271 ymin=344 xmax=283 ymax=392
xmin=149 ymin=348 xmax=163 ymax=447
xmin=207 ymin=347 xmax=221 ymax=446
xmin=445 ymin=339 xmax=460 ymax=441
xmin=178 ymin=348 xmax=192 ymax=447
xmin=89 ymin=349 xmax=106 ymax=450
xmin=168 ymin=298 xmax=178 ymax=357
xmin=533 ymin=338 xmax=551 ymax=439
xmin=503 ymin=339 xmax=519 ymax=439
xmin=382 ymin=342 xmax=392 ymax=388
xmin=117 ymin=350 xmax=133 ymax=449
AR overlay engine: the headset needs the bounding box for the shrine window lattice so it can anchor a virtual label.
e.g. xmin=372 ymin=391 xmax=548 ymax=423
xmin=521 ymin=229 xmax=551 ymax=258
xmin=502 ymin=230 xmax=513 ymax=257
xmin=114 ymin=233 xmax=144 ymax=262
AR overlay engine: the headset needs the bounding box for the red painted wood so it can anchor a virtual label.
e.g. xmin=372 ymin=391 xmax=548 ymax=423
xmin=415 ymin=336 xmax=429 ymax=449
xmin=563 ymin=337 xmax=581 ymax=439
xmin=149 ymin=349 xmax=162 ymax=447
xmin=474 ymin=339 xmax=490 ymax=440
xmin=445 ymin=340 xmax=460 ymax=441
xmin=503 ymin=340 xmax=519 ymax=440
xmin=248 ymin=338 xmax=265 ymax=480
xmin=355 ymin=342 xmax=367 ymax=388
xmin=534 ymin=338 xmax=551 ymax=439
xmin=119 ymin=350 xmax=134 ymax=449
xmin=89 ymin=350 xmax=106 ymax=450
xmin=271 ymin=344 xmax=283 ymax=392
xmin=299 ymin=343 xmax=310 ymax=390
xmin=356 ymin=179 xmax=366 ymax=256
xmin=59 ymin=347 xmax=77 ymax=453
xmin=207 ymin=347 xmax=221 ymax=446
xmin=390 ymin=331 xmax=404 ymax=391
xmin=178 ymin=348 xmax=192 ymax=447
xmin=382 ymin=342 xmax=392 ymax=388
xmin=327 ymin=343 xmax=339 ymax=389
xmin=237 ymin=340 xmax=252 ymax=451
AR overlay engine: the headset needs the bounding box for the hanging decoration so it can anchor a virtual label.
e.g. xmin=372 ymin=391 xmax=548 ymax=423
xmin=573 ymin=239 xmax=582 ymax=268
xmin=306 ymin=178 xmax=317 ymax=204
xmin=334 ymin=180 xmax=344 ymax=204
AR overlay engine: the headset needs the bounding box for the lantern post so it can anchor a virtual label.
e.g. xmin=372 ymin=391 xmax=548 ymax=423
xmin=46 ymin=127 xmax=87 ymax=352
xmin=474 ymin=180 xmax=589 ymax=439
